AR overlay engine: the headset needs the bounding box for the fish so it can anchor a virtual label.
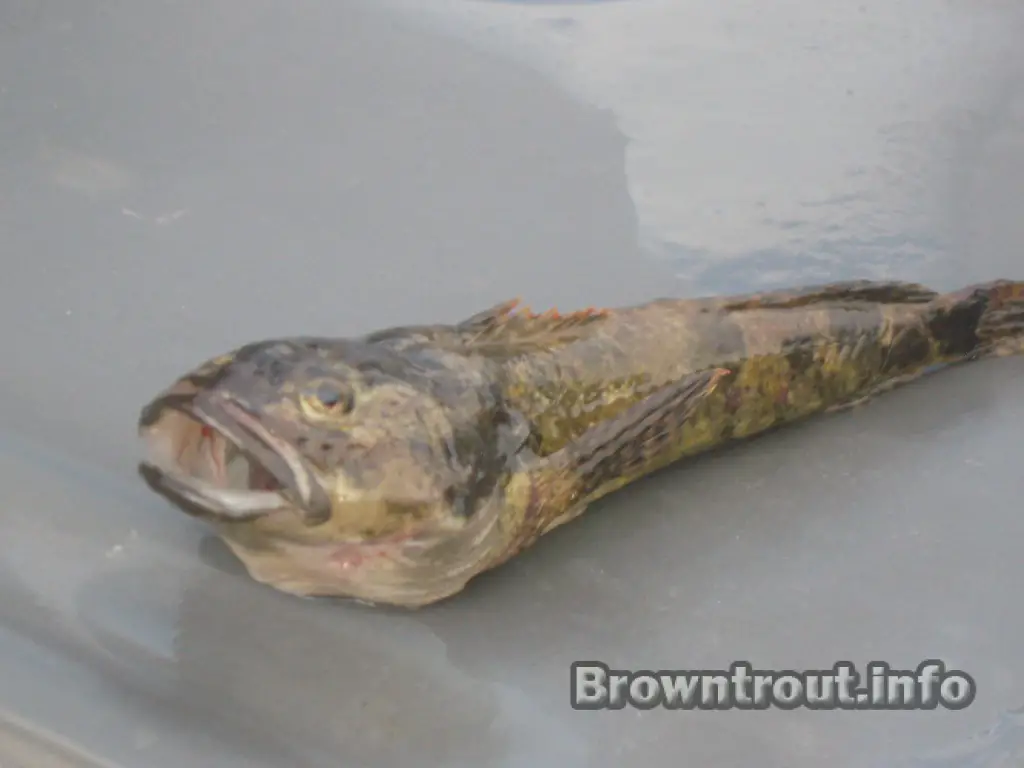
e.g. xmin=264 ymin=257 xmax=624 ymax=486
xmin=137 ymin=278 xmax=1024 ymax=607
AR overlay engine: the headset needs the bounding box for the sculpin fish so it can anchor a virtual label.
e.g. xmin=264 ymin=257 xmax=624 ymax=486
xmin=138 ymin=279 xmax=1024 ymax=607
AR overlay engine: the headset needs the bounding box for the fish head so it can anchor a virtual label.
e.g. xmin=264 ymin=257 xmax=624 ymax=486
xmin=138 ymin=337 xmax=524 ymax=605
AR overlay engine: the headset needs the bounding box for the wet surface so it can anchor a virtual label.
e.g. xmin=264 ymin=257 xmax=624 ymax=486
xmin=1 ymin=1 xmax=1024 ymax=765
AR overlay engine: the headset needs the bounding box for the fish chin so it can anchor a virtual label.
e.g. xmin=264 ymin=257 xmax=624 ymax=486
xmin=211 ymin=491 xmax=509 ymax=607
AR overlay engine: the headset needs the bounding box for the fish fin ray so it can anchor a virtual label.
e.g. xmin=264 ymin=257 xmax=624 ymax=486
xmin=455 ymin=299 xmax=611 ymax=351
xmin=541 ymin=367 xmax=728 ymax=502
xmin=721 ymin=280 xmax=938 ymax=312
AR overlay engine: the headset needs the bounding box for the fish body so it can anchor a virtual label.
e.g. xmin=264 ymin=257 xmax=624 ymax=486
xmin=138 ymin=279 xmax=1024 ymax=606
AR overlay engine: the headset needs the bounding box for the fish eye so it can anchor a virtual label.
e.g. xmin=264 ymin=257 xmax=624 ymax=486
xmin=300 ymin=380 xmax=355 ymax=417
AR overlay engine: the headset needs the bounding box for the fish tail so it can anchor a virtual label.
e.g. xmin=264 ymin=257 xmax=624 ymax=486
xmin=931 ymin=280 xmax=1024 ymax=359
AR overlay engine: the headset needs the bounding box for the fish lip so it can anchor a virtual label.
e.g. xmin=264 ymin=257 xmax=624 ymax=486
xmin=136 ymin=461 xmax=285 ymax=523
xmin=140 ymin=392 xmax=333 ymax=527
xmin=193 ymin=394 xmax=334 ymax=526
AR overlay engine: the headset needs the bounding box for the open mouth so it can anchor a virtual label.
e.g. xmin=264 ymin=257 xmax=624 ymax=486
xmin=137 ymin=384 xmax=509 ymax=603
xmin=138 ymin=393 xmax=332 ymax=525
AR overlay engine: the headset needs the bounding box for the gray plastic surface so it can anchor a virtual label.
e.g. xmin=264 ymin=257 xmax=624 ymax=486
xmin=2 ymin=2 xmax=1024 ymax=766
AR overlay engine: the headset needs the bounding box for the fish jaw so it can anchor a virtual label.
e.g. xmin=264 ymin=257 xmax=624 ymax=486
xmin=138 ymin=387 xmax=330 ymax=524
xmin=207 ymin=492 xmax=508 ymax=607
xmin=137 ymin=384 xmax=511 ymax=607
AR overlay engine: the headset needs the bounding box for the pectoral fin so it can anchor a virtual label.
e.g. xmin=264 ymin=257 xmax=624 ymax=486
xmin=544 ymin=366 xmax=729 ymax=502
xmin=494 ymin=367 xmax=728 ymax=560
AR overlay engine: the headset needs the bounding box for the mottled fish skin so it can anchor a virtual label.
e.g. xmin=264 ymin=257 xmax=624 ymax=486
xmin=137 ymin=279 xmax=1024 ymax=606
xmin=486 ymin=279 xmax=1024 ymax=564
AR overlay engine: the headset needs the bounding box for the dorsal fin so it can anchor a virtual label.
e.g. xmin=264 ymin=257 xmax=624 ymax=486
xmin=455 ymin=299 xmax=611 ymax=351
xmin=720 ymin=280 xmax=938 ymax=312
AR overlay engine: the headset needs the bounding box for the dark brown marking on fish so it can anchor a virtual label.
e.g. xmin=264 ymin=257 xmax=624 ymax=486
xmin=880 ymin=325 xmax=929 ymax=374
xmin=783 ymin=341 xmax=816 ymax=377
xmin=927 ymin=291 xmax=986 ymax=358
